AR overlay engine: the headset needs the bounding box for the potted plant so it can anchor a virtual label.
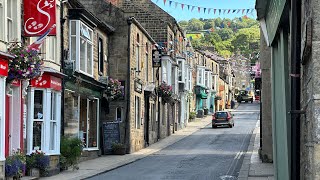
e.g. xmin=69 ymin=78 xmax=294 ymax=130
xmin=189 ymin=112 xmax=196 ymax=121
xmin=26 ymin=150 xmax=49 ymax=177
xmin=5 ymin=149 xmax=26 ymax=179
xmin=60 ymin=137 xmax=83 ymax=171
xmin=111 ymin=143 xmax=126 ymax=155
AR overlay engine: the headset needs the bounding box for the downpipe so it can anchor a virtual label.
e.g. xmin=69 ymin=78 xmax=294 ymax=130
xmin=290 ymin=0 xmax=301 ymax=179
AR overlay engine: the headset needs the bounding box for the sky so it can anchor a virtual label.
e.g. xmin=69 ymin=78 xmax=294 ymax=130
xmin=150 ymin=0 xmax=257 ymax=22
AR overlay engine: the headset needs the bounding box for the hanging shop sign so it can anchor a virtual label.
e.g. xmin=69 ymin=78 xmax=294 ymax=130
xmin=31 ymin=73 xmax=62 ymax=91
xmin=0 ymin=59 xmax=8 ymax=77
xmin=134 ymin=79 xmax=143 ymax=93
xmin=152 ymin=49 xmax=162 ymax=67
xmin=24 ymin=0 xmax=57 ymax=36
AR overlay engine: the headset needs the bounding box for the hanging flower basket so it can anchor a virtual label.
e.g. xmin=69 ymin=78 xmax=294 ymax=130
xmin=7 ymin=43 xmax=43 ymax=82
xmin=156 ymin=82 xmax=173 ymax=98
xmin=105 ymin=77 xmax=123 ymax=100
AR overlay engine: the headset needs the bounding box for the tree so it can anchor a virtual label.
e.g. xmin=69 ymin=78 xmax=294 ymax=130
xmin=231 ymin=27 xmax=260 ymax=57
xmin=203 ymin=19 xmax=215 ymax=30
xmin=187 ymin=18 xmax=204 ymax=31
xmin=217 ymin=28 xmax=234 ymax=41
xmin=179 ymin=20 xmax=188 ymax=30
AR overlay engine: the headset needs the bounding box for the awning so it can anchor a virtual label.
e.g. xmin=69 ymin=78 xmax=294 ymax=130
xmin=197 ymin=91 xmax=208 ymax=99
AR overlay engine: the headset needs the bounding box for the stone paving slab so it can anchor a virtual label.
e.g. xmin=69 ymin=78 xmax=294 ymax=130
xmin=42 ymin=116 xmax=212 ymax=180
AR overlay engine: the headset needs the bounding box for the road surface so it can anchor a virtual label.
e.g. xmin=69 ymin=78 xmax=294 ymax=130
xmin=88 ymin=102 xmax=260 ymax=180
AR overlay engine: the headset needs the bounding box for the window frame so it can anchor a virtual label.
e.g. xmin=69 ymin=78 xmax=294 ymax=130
xmin=135 ymin=96 xmax=141 ymax=129
xmin=27 ymin=88 xmax=61 ymax=155
xmin=98 ymin=37 xmax=104 ymax=74
xmin=69 ymin=20 xmax=94 ymax=77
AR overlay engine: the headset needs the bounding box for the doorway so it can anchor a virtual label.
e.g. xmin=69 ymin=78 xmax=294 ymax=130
xmin=144 ymin=96 xmax=150 ymax=147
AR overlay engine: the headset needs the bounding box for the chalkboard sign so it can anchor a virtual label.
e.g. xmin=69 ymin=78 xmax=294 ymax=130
xmin=102 ymin=122 xmax=120 ymax=154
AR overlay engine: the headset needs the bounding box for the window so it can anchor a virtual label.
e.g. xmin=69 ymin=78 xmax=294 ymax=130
xmin=205 ymin=71 xmax=209 ymax=87
xmin=28 ymin=89 xmax=61 ymax=154
xmin=197 ymin=67 xmax=205 ymax=85
xmin=135 ymin=96 xmax=141 ymax=129
xmin=64 ymin=90 xmax=80 ymax=138
xmin=145 ymin=53 xmax=148 ymax=82
xmin=161 ymin=58 xmax=172 ymax=85
xmin=49 ymin=92 xmax=58 ymax=151
xmin=79 ymin=98 xmax=99 ymax=149
xmin=7 ymin=0 xmax=13 ymax=41
xmin=70 ymin=20 xmax=93 ymax=76
xmin=136 ymin=34 xmax=140 ymax=73
xmin=98 ymin=38 xmax=104 ymax=74
xmin=32 ymin=36 xmax=57 ymax=62
xmin=116 ymin=107 xmax=122 ymax=122
xmin=33 ymin=90 xmax=44 ymax=151
xmin=178 ymin=59 xmax=185 ymax=83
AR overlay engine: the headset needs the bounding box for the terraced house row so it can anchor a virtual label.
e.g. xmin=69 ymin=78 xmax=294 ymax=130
xmin=0 ymin=0 xmax=237 ymax=178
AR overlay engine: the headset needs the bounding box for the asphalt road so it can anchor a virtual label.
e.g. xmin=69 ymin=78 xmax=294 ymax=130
xmin=88 ymin=102 xmax=260 ymax=180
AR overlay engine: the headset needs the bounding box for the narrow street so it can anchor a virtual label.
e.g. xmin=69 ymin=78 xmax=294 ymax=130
xmin=88 ymin=103 xmax=260 ymax=180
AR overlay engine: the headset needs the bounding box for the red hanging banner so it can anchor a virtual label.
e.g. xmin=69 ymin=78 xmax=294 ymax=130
xmin=24 ymin=0 xmax=56 ymax=36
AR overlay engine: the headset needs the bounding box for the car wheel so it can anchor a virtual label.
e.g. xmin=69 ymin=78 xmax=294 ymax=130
xmin=212 ymin=125 xmax=217 ymax=128
xmin=229 ymin=124 xmax=233 ymax=128
xmin=233 ymin=123 xmax=235 ymax=127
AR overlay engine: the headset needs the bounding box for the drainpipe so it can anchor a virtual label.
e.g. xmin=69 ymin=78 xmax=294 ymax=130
xmin=60 ymin=0 xmax=65 ymax=136
xmin=290 ymin=0 xmax=301 ymax=179
xmin=124 ymin=17 xmax=133 ymax=153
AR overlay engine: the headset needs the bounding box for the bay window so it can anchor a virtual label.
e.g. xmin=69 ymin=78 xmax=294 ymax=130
xmin=178 ymin=59 xmax=185 ymax=83
xmin=197 ymin=66 xmax=205 ymax=86
xmin=70 ymin=20 xmax=93 ymax=76
xmin=28 ymin=89 xmax=61 ymax=155
xmin=161 ymin=57 xmax=172 ymax=85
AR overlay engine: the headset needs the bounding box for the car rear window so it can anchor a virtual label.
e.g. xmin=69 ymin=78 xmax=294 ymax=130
xmin=215 ymin=112 xmax=227 ymax=118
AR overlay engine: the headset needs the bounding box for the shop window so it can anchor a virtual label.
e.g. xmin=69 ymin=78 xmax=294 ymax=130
xmin=28 ymin=89 xmax=61 ymax=155
xmin=79 ymin=98 xmax=99 ymax=149
xmin=5 ymin=0 xmax=19 ymax=42
xmin=33 ymin=90 xmax=44 ymax=151
xmin=70 ymin=20 xmax=93 ymax=76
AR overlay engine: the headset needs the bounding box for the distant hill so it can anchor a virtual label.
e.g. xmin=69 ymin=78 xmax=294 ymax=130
xmin=180 ymin=17 xmax=260 ymax=60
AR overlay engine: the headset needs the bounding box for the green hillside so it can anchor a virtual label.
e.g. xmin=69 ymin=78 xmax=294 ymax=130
xmin=180 ymin=17 xmax=260 ymax=59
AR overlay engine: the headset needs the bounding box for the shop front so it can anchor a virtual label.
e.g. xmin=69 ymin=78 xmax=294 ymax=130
xmin=64 ymin=77 xmax=104 ymax=160
xmin=25 ymin=72 xmax=62 ymax=176
xmin=0 ymin=58 xmax=9 ymax=171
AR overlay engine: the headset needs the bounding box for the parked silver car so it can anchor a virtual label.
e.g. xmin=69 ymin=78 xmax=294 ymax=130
xmin=212 ymin=111 xmax=234 ymax=128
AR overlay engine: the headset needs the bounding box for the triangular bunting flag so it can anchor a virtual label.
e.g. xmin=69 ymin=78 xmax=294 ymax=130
xmin=191 ymin=6 xmax=195 ymax=12
xmin=247 ymin=9 xmax=250 ymax=14
xmin=188 ymin=5 xmax=190 ymax=10
xmin=242 ymin=9 xmax=245 ymax=14
xmin=233 ymin=9 xmax=236 ymax=13
xmin=181 ymin=4 xmax=184 ymax=10
xmin=163 ymin=0 xmax=166 ymax=5
xmin=198 ymin=7 xmax=201 ymax=13
xmin=169 ymin=1 xmax=172 ymax=7
xmin=250 ymin=9 xmax=254 ymax=14
xmin=208 ymin=8 xmax=211 ymax=14
xmin=237 ymin=9 xmax=241 ymax=14
xmin=204 ymin=8 xmax=206 ymax=14
xmin=228 ymin=9 xmax=231 ymax=14
xmin=223 ymin=9 xmax=226 ymax=14
xmin=175 ymin=2 xmax=178 ymax=8
xmin=219 ymin=9 xmax=221 ymax=14
xmin=214 ymin=9 xmax=217 ymax=14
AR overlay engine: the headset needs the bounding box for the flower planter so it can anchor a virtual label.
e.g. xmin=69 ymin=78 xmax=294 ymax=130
xmin=29 ymin=168 xmax=40 ymax=178
xmin=113 ymin=148 xmax=126 ymax=155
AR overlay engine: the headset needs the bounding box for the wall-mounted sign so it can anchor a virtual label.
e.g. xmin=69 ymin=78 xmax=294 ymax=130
xmin=0 ymin=59 xmax=8 ymax=77
xmin=24 ymin=0 xmax=57 ymax=36
xmin=31 ymin=73 xmax=62 ymax=91
xmin=152 ymin=49 xmax=161 ymax=67
xmin=134 ymin=79 xmax=143 ymax=93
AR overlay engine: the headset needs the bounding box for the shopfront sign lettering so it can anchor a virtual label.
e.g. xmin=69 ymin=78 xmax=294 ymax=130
xmin=0 ymin=59 xmax=8 ymax=77
xmin=31 ymin=73 xmax=62 ymax=91
xmin=24 ymin=0 xmax=56 ymax=36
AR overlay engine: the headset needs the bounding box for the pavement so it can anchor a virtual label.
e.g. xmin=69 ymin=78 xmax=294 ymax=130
xmin=40 ymin=104 xmax=274 ymax=180
xmin=238 ymin=120 xmax=274 ymax=180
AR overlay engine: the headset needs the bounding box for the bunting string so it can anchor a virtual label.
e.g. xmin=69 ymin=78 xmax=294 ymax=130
xmin=158 ymin=0 xmax=256 ymax=15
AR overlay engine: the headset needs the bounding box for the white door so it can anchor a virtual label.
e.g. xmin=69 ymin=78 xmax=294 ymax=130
xmin=9 ymin=86 xmax=21 ymax=154
xmin=0 ymin=77 xmax=5 ymax=160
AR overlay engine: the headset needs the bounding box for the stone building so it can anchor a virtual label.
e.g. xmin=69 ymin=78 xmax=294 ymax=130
xmin=62 ymin=0 xmax=114 ymax=160
xmin=256 ymin=0 xmax=320 ymax=179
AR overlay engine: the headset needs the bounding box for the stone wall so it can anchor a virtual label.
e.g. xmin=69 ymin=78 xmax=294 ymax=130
xmin=301 ymin=0 xmax=320 ymax=179
xmin=259 ymin=28 xmax=273 ymax=163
